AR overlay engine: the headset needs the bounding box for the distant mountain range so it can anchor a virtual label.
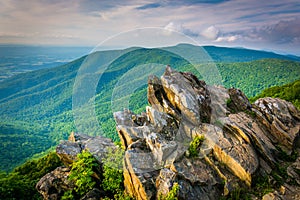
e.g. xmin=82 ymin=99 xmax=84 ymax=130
xmin=0 ymin=46 xmax=91 ymax=81
xmin=0 ymin=44 xmax=299 ymax=172
xmin=203 ymin=45 xmax=300 ymax=62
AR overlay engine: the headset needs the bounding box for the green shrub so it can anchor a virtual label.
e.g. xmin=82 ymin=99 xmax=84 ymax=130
xmin=276 ymin=146 xmax=298 ymax=162
xmin=244 ymin=110 xmax=256 ymax=118
xmin=188 ymin=135 xmax=205 ymax=157
xmin=61 ymin=190 xmax=74 ymax=200
xmin=159 ymin=182 xmax=179 ymax=200
xmin=62 ymin=148 xmax=131 ymax=200
xmin=66 ymin=150 xmax=99 ymax=197
xmin=165 ymin=183 xmax=179 ymax=200
xmin=102 ymin=147 xmax=124 ymax=194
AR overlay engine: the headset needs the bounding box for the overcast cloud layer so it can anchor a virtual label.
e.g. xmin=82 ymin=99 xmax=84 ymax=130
xmin=0 ymin=0 xmax=299 ymax=55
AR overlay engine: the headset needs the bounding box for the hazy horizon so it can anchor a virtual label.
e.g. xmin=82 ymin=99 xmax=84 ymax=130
xmin=1 ymin=43 xmax=299 ymax=57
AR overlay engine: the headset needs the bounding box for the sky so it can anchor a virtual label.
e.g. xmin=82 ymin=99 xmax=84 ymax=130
xmin=0 ymin=0 xmax=300 ymax=55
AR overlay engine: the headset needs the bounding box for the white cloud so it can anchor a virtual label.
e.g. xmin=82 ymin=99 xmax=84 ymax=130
xmin=164 ymin=22 xmax=183 ymax=32
xmin=215 ymin=35 xmax=238 ymax=42
xmin=201 ymin=26 xmax=220 ymax=40
xmin=163 ymin=22 xmax=185 ymax=36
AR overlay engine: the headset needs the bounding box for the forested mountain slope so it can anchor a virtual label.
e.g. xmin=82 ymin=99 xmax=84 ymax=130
xmin=0 ymin=44 xmax=299 ymax=172
xmin=250 ymin=79 xmax=300 ymax=109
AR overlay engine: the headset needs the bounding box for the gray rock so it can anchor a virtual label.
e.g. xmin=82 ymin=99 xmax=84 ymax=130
xmin=228 ymin=88 xmax=252 ymax=112
xmin=56 ymin=133 xmax=116 ymax=166
xmin=287 ymin=157 xmax=300 ymax=184
xmin=82 ymin=136 xmax=116 ymax=162
xmin=254 ymin=97 xmax=300 ymax=153
xmin=56 ymin=141 xmax=82 ymax=166
xmin=161 ymin=66 xmax=201 ymax=125
xmin=156 ymin=168 xmax=176 ymax=197
xmin=36 ymin=166 xmax=73 ymax=200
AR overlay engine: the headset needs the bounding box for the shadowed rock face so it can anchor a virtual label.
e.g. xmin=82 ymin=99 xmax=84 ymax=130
xmin=114 ymin=67 xmax=300 ymax=200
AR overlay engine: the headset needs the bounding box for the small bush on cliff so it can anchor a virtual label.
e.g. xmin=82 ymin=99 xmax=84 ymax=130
xmin=159 ymin=182 xmax=179 ymax=200
xmin=63 ymin=150 xmax=99 ymax=199
xmin=188 ymin=135 xmax=205 ymax=157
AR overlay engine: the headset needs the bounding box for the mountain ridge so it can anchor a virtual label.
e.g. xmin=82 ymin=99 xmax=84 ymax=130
xmin=0 ymin=44 xmax=300 ymax=172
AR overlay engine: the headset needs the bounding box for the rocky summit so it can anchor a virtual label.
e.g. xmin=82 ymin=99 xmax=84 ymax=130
xmin=37 ymin=66 xmax=300 ymax=200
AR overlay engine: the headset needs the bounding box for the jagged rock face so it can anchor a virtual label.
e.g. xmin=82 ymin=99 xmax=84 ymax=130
xmin=228 ymin=88 xmax=252 ymax=112
xmin=114 ymin=67 xmax=300 ymax=200
xmin=254 ymin=97 xmax=300 ymax=153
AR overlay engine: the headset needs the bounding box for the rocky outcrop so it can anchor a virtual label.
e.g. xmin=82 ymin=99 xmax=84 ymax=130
xmin=56 ymin=132 xmax=116 ymax=166
xmin=36 ymin=133 xmax=116 ymax=199
xmin=114 ymin=66 xmax=300 ymax=200
xmin=37 ymin=66 xmax=300 ymax=200
xmin=253 ymin=97 xmax=300 ymax=153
